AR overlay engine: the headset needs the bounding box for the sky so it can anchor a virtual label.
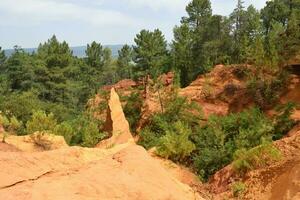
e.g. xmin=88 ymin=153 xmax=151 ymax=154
xmin=0 ymin=0 xmax=267 ymax=49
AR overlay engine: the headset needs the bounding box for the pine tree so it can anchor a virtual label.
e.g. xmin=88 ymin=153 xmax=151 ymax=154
xmin=172 ymin=24 xmax=194 ymax=87
xmin=133 ymin=29 xmax=168 ymax=78
xmin=0 ymin=47 xmax=6 ymax=69
xmin=117 ymin=44 xmax=133 ymax=79
xmin=85 ymin=41 xmax=104 ymax=69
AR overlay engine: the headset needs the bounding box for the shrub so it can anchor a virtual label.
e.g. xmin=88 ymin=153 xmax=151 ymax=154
xmin=246 ymin=70 xmax=288 ymax=109
xmin=8 ymin=116 xmax=22 ymax=133
xmin=0 ymin=114 xmax=9 ymax=142
xmin=233 ymin=143 xmax=281 ymax=175
xmin=0 ymin=91 xmax=44 ymax=123
xmin=191 ymin=108 xmax=275 ymax=180
xmin=26 ymin=110 xmax=57 ymax=134
xmin=232 ymin=65 xmax=249 ymax=79
xmin=70 ymin=115 xmax=106 ymax=147
xmin=138 ymin=91 xmax=202 ymax=150
xmin=53 ymin=122 xmax=74 ymax=145
xmin=0 ymin=114 xmax=23 ymax=142
xmin=138 ymin=127 xmax=162 ymax=149
xmin=30 ymin=131 xmax=53 ymax=150
xmin=0 ymin=114 xmax=10 ymax=128
xmin=273 ymin=102 xmax=296 ymax=140
xmin=81 ymin=121 xmax=106 ymax=147
xmin=201 ymin=76 xmax=213 ymax=99
xmin=232 ymin=181 xmax=246 ymax=197
xmin=123 ymin=92 xmax=142 ymax=134
xmin=157 ymin=122 xmax=195 ymax=162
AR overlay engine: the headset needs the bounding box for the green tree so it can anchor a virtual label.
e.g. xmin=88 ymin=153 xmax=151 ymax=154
xmin=103 ymin=47 xmax=112 ymax=67
xmin=0 ymin=47 xmax=6 ymax=68
xmin=4 ymin=46 xmax=35 ymax=91
xmin=85 ymin=42 xmax=110 ymax=92
xmin=85 ymin=41 xmax=104 ymax=68
xmin=230 ymin=0 xmax=248 ymax=63
xmin=37 ymin=35 xmax=72 ymax=68
xmin=0 ymin=91 xmax=44 ymax=123
xmin=117 ymin=44 xmax=134 ymax=79
xmin=172 ymin=24 xmax=194 ymax=87
xmin=282 ymin=10 xmax=300 ymax=62
xmin=183 ymin=0 xmax=213 ymax=72
xmin=182 ymin=0 xmax=212 ymax=29
xmin=37 ymin=35 xmax=74 ymax=104
xmin=261 ymin=0 xmax=290 ymax=33
xmin=133 ymin=29 xmax=168 ymax=78
xmin=157 ymin=121 xmax=195 ymax=162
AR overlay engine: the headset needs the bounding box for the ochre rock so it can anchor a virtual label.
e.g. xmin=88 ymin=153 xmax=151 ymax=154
xmin=97 ymin=88 xmax=134 ymax=148
xmin=0 ymin=144 xmax=203 ymax=200
xmin=0 ymin=132 xmax=67 ymax=152
xmin=179 ymin=65 xmax=255 ymax=118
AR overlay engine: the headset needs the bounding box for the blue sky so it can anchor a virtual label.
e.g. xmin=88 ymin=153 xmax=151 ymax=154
xmin=0 ymin=0 xmax=267 ymax=49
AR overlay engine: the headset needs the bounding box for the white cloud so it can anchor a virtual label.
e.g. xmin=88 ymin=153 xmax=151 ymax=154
xmin=0 ymin=0 xmax=140 ymax=27
xmin=121 ymin=0 xmax=189 ymax=12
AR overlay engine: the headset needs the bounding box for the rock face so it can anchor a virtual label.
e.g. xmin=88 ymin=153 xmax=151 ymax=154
xmin=179 ymin=65 xmax=253 ymax=118
xmin=88 ymin=79 xmax=138 ymax=122
xmin=0 ymin=144 xmax=203 ymax=200
xmin=97 ymin=88 xmax=134 ymax=148
xmin=137 ymin=73 xmax=175 ymax=131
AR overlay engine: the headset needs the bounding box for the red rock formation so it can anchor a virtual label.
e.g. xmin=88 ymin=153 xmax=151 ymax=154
xmin=179 ymin=65 xmax=254 ymax=118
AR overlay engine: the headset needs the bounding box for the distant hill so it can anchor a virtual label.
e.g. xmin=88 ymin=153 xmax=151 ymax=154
xmin=4 ymin=45 xmax=124 ymax=58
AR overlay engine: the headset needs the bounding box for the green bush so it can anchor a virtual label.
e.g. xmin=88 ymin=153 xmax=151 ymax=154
xmin=232 ymin=181 xmax=246 ymax=197
xmin=138 ymin=127 xmax=162 ymax=150
xmin=233 ymin=143 xmax=281 ymax=175
xmin=192 ymin=108 xmax=275 ymax=180
xmin=0 ymin=91 xmax=45 ymax=123
xmin=81 ymin=121 xmax=106 ymax=147
xmin=273 ymin=102 xmax=296 ymax=140
xmin=138 ymin=91 xmax=202 ymax=150
xmin=53 ymin=122 xmax=74 ymax=145
xmin=123 ymin=92 xmax=142 ymax=134
xmin=26 ymin=110 xmax=57 ymax=134
xmin=0 ymin=114 xmax=23 ymax=141
xmin=138 ymin=113 xmax=172 ymax=149
xmin=70 ymin=115 xmax=106 ymax=147
xmin=0 ymin=114 xmax=10 ymax=128
xmin=246 ymin=70 xmax=288 ymax=109
xmin=157 ymin=121 xmax=195 ymax=162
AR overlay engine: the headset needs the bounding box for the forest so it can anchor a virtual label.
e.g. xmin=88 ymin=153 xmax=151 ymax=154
xmin=0 ymin=0 xmax=299 ymax=181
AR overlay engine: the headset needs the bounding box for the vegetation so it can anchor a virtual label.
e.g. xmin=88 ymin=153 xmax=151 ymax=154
xmin=192 ymin=108 xmax=275 ymax=180
xmin=0 ymin=0 xmax=298 ymax=183
xmin=123 ymin=92 xmax=143 ymax=134
xmin=233 ymin=143 xmax=281 ymax=175
xmin=232 ymin=181 xmax=247 ymax=198
xmin=138 ymin=90 xmax=202 ymax=150
xmin=156 ymin=121 xmax=195 ymax=162
xmin=138 ymin=97 xmax=294 ymax=180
